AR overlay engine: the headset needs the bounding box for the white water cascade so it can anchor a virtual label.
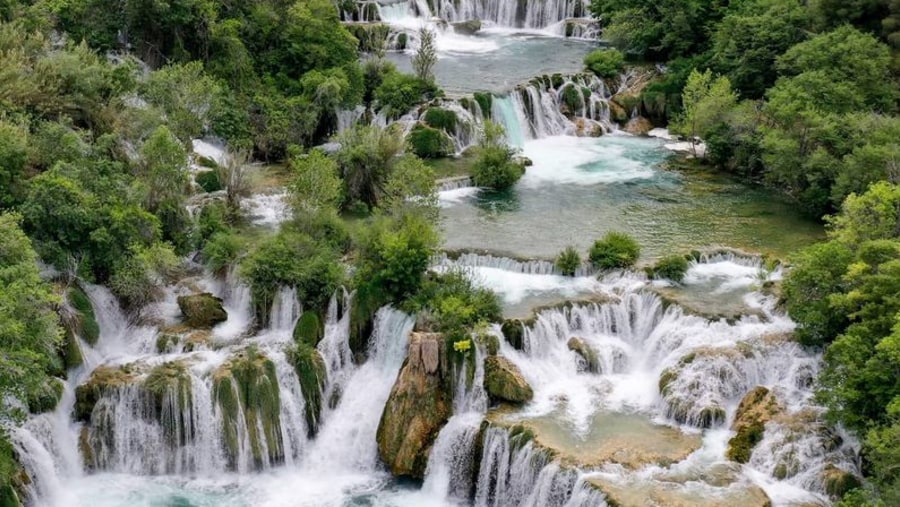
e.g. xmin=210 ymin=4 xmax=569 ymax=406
xmin=375 ymin=0 xmax=592 ymax=31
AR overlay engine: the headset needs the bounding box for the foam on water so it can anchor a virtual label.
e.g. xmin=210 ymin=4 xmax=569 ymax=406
xmin=520 ymin=135 xmax=660 ymax=187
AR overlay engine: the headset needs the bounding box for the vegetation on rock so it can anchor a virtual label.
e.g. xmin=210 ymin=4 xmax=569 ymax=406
xmin=589 ymin=231 xmax=640 ymax=270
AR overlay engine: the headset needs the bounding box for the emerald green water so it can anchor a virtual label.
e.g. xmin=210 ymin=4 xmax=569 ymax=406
xmin=440 ymin=135 xmax=824 ymax=261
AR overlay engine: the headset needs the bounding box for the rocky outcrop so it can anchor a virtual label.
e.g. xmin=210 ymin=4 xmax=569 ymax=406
xmin=500 ymin=319 xmax=525 ymax=350
xmin=567 ymin=337 xmax=599 ymax=373
xmin=377 ymin=332 xmax=452 ymax=478
xmin=451 ymin=19 xmax=481 ymax=35
xmin=177 ymin=293 xmax=227 ymax=328
xmin=624 ymin=116 xmax=653 ymax=135
xmin=74 ymin=365 xmax=140 ymax=422
xmin=726 ymin=386 xmax=782 ymax=463
xmin=483 ymin=356 xmax=533 ymax=403
xmin=213 ymin=349 xmax=283 ymax=469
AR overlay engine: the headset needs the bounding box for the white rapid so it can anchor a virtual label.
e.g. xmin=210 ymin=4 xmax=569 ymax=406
xmin=375 ymin=0 xmax=592 ymax=31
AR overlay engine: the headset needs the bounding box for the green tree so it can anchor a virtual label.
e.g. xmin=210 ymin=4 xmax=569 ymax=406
xmin=142 ymin=61 xmax=222 ymax=142
xmin=290 ymin=149 xmax=344 ymax=213
xmin=470 ymin=121 xmax=524 ymax=191
xmin=0 ymin=213 xmax=63 ymax=423
xmin=136 ymin=126 xmax=191 ymax=250
xmin=332 ymin=124 xmax=406 ymax=210
xmin=671 ymin=69 xmax=737 ymax=158
xmin=584 ymin=49 xmax=625 ymax=79
xmin=0 ymin=120 xmax=28 ymax=209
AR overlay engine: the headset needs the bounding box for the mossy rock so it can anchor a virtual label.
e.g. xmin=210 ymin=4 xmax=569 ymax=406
xmin=213 ymin=349 xmax=283 ymax=469
xmin=473 ymin=92 xmax=492 ymax=115
xmin=79 ymin=426 xmax=95 ymax=470
xmin=0 ymin=483 xmax=22 ymax=507
xmin=293 ymin=311 xmax=323 ymax=347
xmin=289 ymin=343 xmax=327 ymax=437
xmin=726 ymin=386 xmax=782 ymax=463
xmin=64 ymin=328 xmax=85 ymax=369
xmin=177 ymin=293 xmax=227 ymax=329
xmin=68 ymin=286 xmax=100 ymax=345
xmin=624 ymin=116 xmax=653 ymax=136
xmin=822 ymin=464 xmax=861 ymax=499
xmin=567 ymin=337 xmax=599 ymax=373
xmin=156 ymin=333 xmax=180 ymax=353
xmin=500 ymin=319 xmax=525 ymax=350
xmin=451 ymin=19 xmax=481 ymax=35
xmin=476 ymin=332 xmax=500 ymax=356
xmin=377 ymin=333 xmax=451 ymax=478
xmin=27 ymin=377 xmax=65 ymax=414
xmin=608 ymin=100 xmax=628 ymax=123
xmin=74 ymin=365 xmax=139 ymax=422
xmin=483 ymin=356 xmax=533 ymax=403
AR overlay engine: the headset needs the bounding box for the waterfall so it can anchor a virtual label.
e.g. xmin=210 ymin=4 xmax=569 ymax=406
xmin=268 ymin=286 xmax=301 ymax=332
xmin=303 ymin=306 xmax=414 ymax=471
xmin=475 ymin=427 xmax=582 ymax=507
xmin=491 ymin=94 xmax=528 ymax=148
xmin=434 ymin=252 xmax=595 ymax=277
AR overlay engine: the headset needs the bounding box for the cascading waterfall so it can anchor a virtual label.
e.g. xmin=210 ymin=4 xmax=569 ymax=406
xmin=303 ymin=307 xmax=414 ymax=471
xmin=377 ymin=0 xmax=592 ymax=30
xmin=434 ymin=252 xmax=594 ymax=277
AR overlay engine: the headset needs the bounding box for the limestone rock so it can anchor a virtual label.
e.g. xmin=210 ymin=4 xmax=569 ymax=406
xmin=589 ymin=477 xmax=772 ymax=507
xmin=451 ymin=19 xmax=481 ymax=35
xmin=483 ymin=356 xmax=533 ymax=403
xmin=726 ymin=386 xmax=782 ymax=463
xmin=177 ymin=293 xmax=227 ymax=328
xmin=377 ymin=332 xmax=451 ymax=478
xmin=624 ymin=116 xmax=653 ymax=136
xmin=74 ymin=365 xmax=140 ymax=422
xmin=567 ymin=337 xmax=599 ymax=373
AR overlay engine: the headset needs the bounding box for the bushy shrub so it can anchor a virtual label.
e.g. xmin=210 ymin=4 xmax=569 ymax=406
xmin=650 ymin=255 xmax=689 ymax=282
xmin=555 ymin=246 xmax=581 ymax=276
xmin=422 ymin=108 xmax=458 ymax=133
xmin=241 ymin=231 xmax=344 ymax=320
xmin=408 ymin=124 xmax=454 ymax=158
xmin=584 ymin=49 xmax=625 ymax=79
xmin=589 ymin=231 xmax=640 ymax=269
xmin=471 ymin=146 xmax=525 ymax=190
xmin=195 ymin=171 xmax=221 ymax=193
xmin=374 ymin=72 xmax=438 ymax=119
xmin=203 ymin=231 xmax=246 ymax=274
xmin=407 ymin=270 xmax=502 ymax=339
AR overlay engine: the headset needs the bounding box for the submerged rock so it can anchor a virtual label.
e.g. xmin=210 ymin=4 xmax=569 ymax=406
xmin=177 ymin=293 xmax=227 ymax=328
xmin=588 ymin=477 xmax=772 ymax=507
xmin=483 ymin=356 xmax=533 ymax=403
xmin=726 ymin=386 xmax=782 ymax=463
xmin=377 ymin=332 xmax=451 ymax=478
xmin=567 ymin=337 xmax=599 ymax=373
xmin=451 ymin=19 xmax=481 ymax=35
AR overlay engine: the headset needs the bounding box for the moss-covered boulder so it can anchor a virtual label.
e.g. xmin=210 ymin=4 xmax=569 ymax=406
xmin=608 ymin=100 xmax=628 ymax=123
xmin=726 ymin=386 xmax=782 ymax=463
xmin=500 ymin=319 xmax=525 ymax=350
xmin=377 ymin=332 xmax=451 ymax=478
xmin=484 ymin=356 xmax=533 ymax=403
xmin=822 ymin=464 xmax=861 ymax=499
xmin=67 ymin=286 xmax=100 ymax=345
xmin=63 ymin=328 xmax=84 ymax=369
xmin=213 ymin=349 xmax=283 ymax=469
xmin=422 ymin=107 xmax=458 ymax=133
xmin=177 ymin=293 xmax=227 ymax=328
xmin=451 ymin=19 xmax=481 ymax=35
xmin=74 ymin=365 xmax=140 ymax=422
xmin=476 ymin=332 xmax=500 ymax=356
xmin=288 ymin=343 xmax=327 ymax=437
xmin=408 ymin=124 xmax=454 ymax=159
xmin=27 ymin=377 xmax=65 ymax=414
xmin=293 ymin=311 xmax=323 ymax=347
xmin=567 ymin=337 xmax=599 ymax=373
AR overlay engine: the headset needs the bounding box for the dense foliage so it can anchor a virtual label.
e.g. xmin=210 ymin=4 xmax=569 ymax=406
xmin=470 ymin=122 xmax=525 ymax=191
xmin=589 ymin=232 xmax=641 ymax=270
